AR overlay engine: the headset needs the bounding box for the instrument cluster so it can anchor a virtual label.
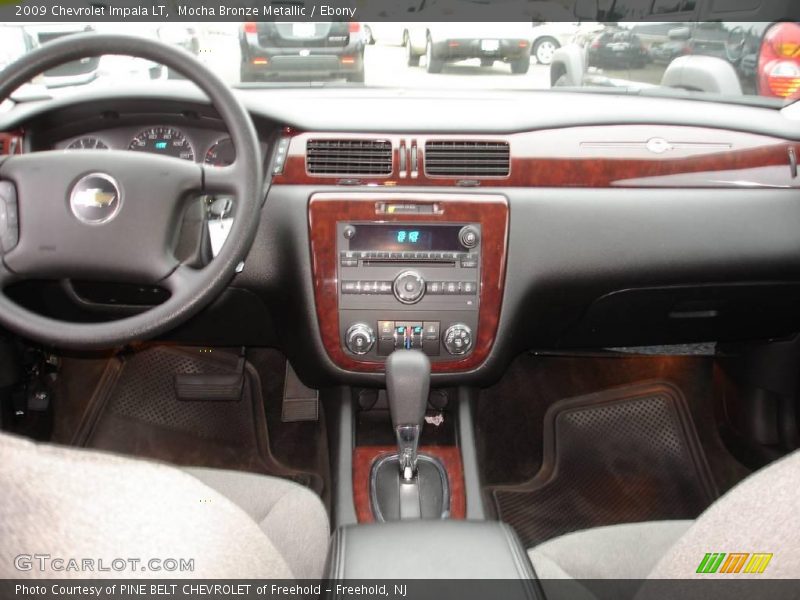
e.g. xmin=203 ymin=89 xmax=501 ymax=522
xmin=57 ymin=125 xmax=237 ymax=167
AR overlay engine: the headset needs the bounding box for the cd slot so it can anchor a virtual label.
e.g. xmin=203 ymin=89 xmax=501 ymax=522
xmin=339 ymin=250 xmax=477 ymax=269
xmin=363 ymin=259 xmax=455 ymax=266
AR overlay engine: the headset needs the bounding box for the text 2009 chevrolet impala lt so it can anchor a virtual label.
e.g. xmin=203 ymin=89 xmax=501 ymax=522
xmin=1 ymin=5 xmax=800 ymax=598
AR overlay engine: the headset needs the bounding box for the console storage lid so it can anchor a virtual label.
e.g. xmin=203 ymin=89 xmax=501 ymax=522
xmin=327 ymin=520 xmax=537 ymax=586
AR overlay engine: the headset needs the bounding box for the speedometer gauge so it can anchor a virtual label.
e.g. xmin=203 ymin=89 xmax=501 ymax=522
xmin=204 ymin=138 xmax=236 ymax=167
xmin=67 ymin=137 xmax=108 ymax=150
xmin=128 ymin=127 xmax=195 ymax=161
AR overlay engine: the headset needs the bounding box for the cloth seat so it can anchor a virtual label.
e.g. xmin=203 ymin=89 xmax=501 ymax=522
xmin=184 ymin=467 xmax=328 ymax=579
xmin=528 ymin=449 xmax=800 ymax=580
xmin=0 ymin=432 xmax=329 ymax=579
xmin=528 ymin=520 xmax=692 ymax=580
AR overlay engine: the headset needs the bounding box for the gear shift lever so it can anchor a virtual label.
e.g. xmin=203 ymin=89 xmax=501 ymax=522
xmin=386 ymin=350 xmax=430 ymax=481
xmin=371 ymin=349 xmax=448 ymax=521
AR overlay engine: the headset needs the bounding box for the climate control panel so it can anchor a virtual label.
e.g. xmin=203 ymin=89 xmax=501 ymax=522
xmin=344 ymin=319 xmax=473 ymax=358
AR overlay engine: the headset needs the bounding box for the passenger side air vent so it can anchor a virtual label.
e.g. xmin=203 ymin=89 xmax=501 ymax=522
xmin=424 ymin=140 xmax=510 ymax=177
xmin=306 ymin=139 xmax=393 ymax=176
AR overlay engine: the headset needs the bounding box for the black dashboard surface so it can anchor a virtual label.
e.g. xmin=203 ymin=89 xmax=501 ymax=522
xmin=2 ymin=83 xmax=799 ymax=139
xmin=3 ymin=85 xmax=800 ymax=386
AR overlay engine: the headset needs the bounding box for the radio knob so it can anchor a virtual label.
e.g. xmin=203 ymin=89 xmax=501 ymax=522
xmin=458 ymin=225 xmax=480 ymax=249
xmin=345 ymin=323 xmax=375 ymax=355
xmin=393 ymin=270 xmax=426 ymax=304
xmin=443 ymin=324 xmax=473 ymax=355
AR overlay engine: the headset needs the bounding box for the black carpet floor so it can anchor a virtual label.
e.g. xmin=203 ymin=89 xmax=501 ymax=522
xmin=479 ymin=354 xmax=750 ymax=547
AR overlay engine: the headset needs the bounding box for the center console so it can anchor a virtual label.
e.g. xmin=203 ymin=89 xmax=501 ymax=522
xmin=327 ymin=520 xmax=538 ymax=588
xmin=308 ymin=193 xmax=509 ymax=373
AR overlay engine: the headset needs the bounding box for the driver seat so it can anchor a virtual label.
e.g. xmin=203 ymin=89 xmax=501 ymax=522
xmin=0 ymin=432 xmax=329 ymax=579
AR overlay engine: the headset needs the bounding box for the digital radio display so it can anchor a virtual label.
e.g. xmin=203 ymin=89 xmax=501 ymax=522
xmin=348 ymin=225 xmax=463 ymax=252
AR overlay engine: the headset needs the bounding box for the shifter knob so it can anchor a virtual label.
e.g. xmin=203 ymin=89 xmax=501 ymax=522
xmin=385 ymin=350 xmax=430 ymax=480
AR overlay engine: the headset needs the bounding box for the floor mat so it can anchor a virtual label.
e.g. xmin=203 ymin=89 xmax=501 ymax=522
xmin=74 ymin=346 xmax=322 ymax=495
xmin=490 ymin=381 xmax=718 ymax=548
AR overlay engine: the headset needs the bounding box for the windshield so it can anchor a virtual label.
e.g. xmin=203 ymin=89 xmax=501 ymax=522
xmin=1 ymin=1 xmax=799 ymax=106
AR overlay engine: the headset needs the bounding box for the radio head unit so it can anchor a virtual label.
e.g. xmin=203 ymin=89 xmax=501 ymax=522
xmin=337 ymin=222 xmax=481 ymax=361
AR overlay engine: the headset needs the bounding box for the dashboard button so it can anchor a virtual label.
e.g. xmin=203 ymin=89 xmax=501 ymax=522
xmin=444 ymin=281 xmax=460 ymax=295
xmin=460 ymin=255 xmax=478 ymax=268
xmin=461 ymin=281 xmax=477 ymax=295
xmin=394 ymin=325 xmax=406 ymax=349
xmin=427 ymin=281 xmax=442 ymax=294
xmin=409 ymin=323 xmax=423 ymax=349
xmin=378 ymin=321 xmax=395 ymax=339
xmin=422 ymin=322 xmax=441 ymax=356
xmin=423 ymin=321 xmax=440 ymax=340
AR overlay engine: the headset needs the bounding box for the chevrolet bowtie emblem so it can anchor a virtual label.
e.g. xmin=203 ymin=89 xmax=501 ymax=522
xmin=69 ymin=173 xmax=122 ymax=224
xmin=72 ymin=188 xmax=117 ymax=208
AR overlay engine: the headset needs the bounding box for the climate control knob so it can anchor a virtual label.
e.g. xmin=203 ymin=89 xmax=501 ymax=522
xmin=393 ymin=270 xmax=426 ymax=305
xmin=443 ymin=324 xmax=473 ymax=355
xmin=345 ymin=323 xmax=375 ymax=355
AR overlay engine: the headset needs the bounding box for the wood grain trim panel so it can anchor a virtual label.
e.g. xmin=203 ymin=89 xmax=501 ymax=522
xmin=352 ymin=445 xmax=466 ymax=524
xmin=0 ymin=130 xmax=23 ymax=156
xmin=275 ymin=127 xmax=799 ymax=188
xmin=308 ymin=193 xmax=508 ymax=373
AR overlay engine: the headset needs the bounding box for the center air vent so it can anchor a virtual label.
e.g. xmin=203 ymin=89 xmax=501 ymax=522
xmin=424 ymin=140 xmax=510 ymax=177
xmin=306 ymin=139 xmax=392 ymax=176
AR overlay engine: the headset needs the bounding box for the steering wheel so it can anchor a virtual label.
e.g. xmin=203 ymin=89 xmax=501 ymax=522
xmin=0 ymin=34 xmax=263 ymax=349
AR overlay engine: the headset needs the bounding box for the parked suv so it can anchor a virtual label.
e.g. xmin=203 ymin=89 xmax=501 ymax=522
xmin=239 ymin=21 xmax=366 ymax=82
xmin=406 ymin=22 xmax=533 ymax=74
xmin=587 ymin=28 xmax=648 ymax=69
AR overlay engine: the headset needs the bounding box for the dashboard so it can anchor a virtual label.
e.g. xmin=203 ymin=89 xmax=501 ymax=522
xmin=2 ymin=86 xmax=800 ymax=386
xmin=53 ymin=125 xmax=236 ymax=166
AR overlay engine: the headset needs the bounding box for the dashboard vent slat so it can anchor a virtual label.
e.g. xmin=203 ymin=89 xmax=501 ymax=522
xmin=307 ymin=139 xmax=392 ymax=176
xmin=425 ymin=140 xmax=510 ymax=177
